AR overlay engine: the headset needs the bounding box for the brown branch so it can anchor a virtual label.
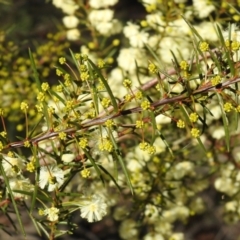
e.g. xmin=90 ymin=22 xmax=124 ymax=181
xmin=7 ymin=74 xmax=240 ymax=151
xmin=5 ymin=48 xmax=233 ymax=151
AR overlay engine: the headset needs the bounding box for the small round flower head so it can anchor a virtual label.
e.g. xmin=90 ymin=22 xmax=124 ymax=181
xmin=180 ymin=60 xmax=189 ymax=71
xmin=81 ymin=168 xmax=91 ymax=178
xmin=101 ymin=97 xmax=111 ymax=108
xmin=211 ymin=75 xmax=221 ymax=86
xmin=98 ymin=138 xmax=113 ymax=152
xmin=177 ymin=119 xmax=185 ymax=128
xmin=39 ymin=165 xmax=64 ymax=192
xmin=191 ymin=128 xmax=200 ymax=138
xmin=80 ymin=71 xmax=90 ymax=81
xmin=135 ymin=91 xmax=143 ymax=100
xmin=41 ymin=82 xmax=50 ymax=92
xmin=223 ymin=102 xmax=233 ymax=112
xmin=199 ymin=41 xmax=209 ymax=52
xmin=105 ymin=119 xmax=114 ymax=128
xmin=80 ymin=194 xmax=107 ymax=222
xmin=37 ymin=91 xmax=45 ymax=102
xmin=20 ymin=101 xmax=29 ymax=112
xmin=136 ymin=120 xmax=144 ymax=129
xmin=23 ymin=140 xmax=30 ymax=148
xmin=140 ymin=20 xmax=148 ymax=27
xmin=79 ymin=138 xmax=88 ymax=149
xmin=123 ymin=78 xmax=132 ymax=88
xmin=146 ymin=145 xmax=156 ymax=155
xmin=44 ymin=207 xmax=59 ymax=222
xmin=59 ymin=132 xmax=67 ymax=140
xmin=148 ymin=62 xmax=158 ymax=74
xmin=59 ymin=57 xmax=66 ymax=65
xmin=26 ymin=158 xmax=35 ymax=172
xmin=141 ymin=100 xmax=151 ymax=110
xmin=56 ymin=68 xmax=63 ymax=76
xmin=189 ymin=112 xmax=198 ymax=123
xmin=112 ymin=39 xmax=120 ymax=46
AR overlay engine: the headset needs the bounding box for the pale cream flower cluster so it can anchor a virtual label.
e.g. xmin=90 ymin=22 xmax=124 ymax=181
xmin=44 ymin=207 xmax=60 ymax=222
xmin=89 ymin=0 xmax=118 ymax=9
xmin=53 ymin=0 xmax=121 ymax=40
xmin=2 ymin=154 xmax=34 ymax=199
xmin=214 ymin=163 xmax=240 ymax=196
xmin=223 ymin=23 xmax=240 ymax=61
xmin=80 ymin=194 xmax=107 ymax=222
xmin=53 ymin=0 xmax=79 ymax=14
xmin=124 ymin=22 xmax=149 ymax=48
xmin=2 ymin=155 xmax=25 ymax=177
xmin=52 ymin=0 xmax=80 ymax=40
xmin=43 ymin=0 xmax=240 ymax=237
xmin=39 ymin=165 xmax=65 ymax=192
xmin=193 ymin=0 xmax=215 ymax=19
xmin=89 ymin=9 xmax=122 ymax=36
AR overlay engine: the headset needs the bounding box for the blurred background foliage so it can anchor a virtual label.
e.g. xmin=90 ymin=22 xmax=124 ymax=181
xmin=1 ymin=1 xmax=240 ymax=240
xmin=0 ymin=0 xmax=68 ymax=140
xmin=0 ymin=0 xmax=145 ymax=138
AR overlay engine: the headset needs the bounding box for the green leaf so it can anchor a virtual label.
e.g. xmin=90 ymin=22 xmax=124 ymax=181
xmin=0 ymin=163 xmax=25 ymax=236
xmin=145 ymin=43 xmax=162 ymax=65
xmin=69 ymin=49 xmax=81 ymax=75
xmin=98 ymin=165 xmax=122 ymax=192
xmin=188 ymin=51 xmax=195 ymax=72
xmin=87 ymin=59 xmax=118 ymax=112
xmin=3 ymin=212 xmax=17 ymax=232
xmin=216 ymin=24 xmax=235 ymax=76
xmin=29 ymin=49 xmax=41 ymax=91
xmin=156 ymin=129 xmax=174 ymax=157
xmin=182 ymin=17 xmax=203 ymax=41
xmin=108 ymin=130 xmax=134 ymax=194
xmin=196 ymin=136 xmax=207 ymax=153
xmin=207 ymin=49 xmax=222 ymax=74
xmin=36 ymin=222 xmax=50 ymax=239
xmin=216 ymin=92 xmax=230 ymax=151
xmin=83 ymin=149 xmax=105 ymax=184
xmin=179 ymin=104 xmax=191 ymax=126
xmin=149 ymin=110 xmax=157 ymax=144
xmin=87 ymin=61 xmax=99 ymax=115
xmin=30 ymin=146 xmax=39 ymax=213
xmin=48 ymin=88 xmax=66 ymax=104
xmin=170 ymin=50 xmax=180 ymax=69
xmin=216 ymin=24 xmax=228 ymax=49
xmin=28 ymin=115 xmax=44 ymax=139
xmin=23 ymin=201 xmax=42 ymax=237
